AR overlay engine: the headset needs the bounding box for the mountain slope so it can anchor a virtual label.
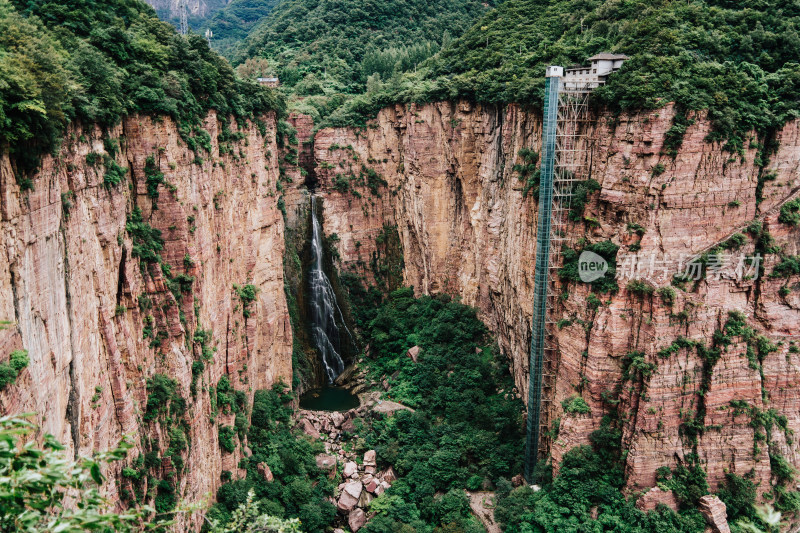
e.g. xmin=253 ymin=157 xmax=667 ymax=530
xmin=335 ymin=0 xmax=800 ymax=145
xmin=143 ymin=0 xmax=229 ymax=27
xmin=236 ymin=0 xmax=498 ymax=94
xmin=1 ymin=0 xmax=282 ymax=174
xmin=203 ymin=0 xmax=278 ymax=58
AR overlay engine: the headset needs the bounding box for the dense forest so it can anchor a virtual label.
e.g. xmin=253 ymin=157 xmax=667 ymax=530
xmin=236 ymin=0 xmax=496 ymax=91
xmin=0 ymin=0 xmax=283 ymax=176
xmin=328 ymin=0 xmax=800 ymax=148
xmin=145 ymin=0 xmax=228 ymax=29
xmin=226 ymin=0 xmax=495 ymax=122
xmin=202 ymin=0 xmax=279 ymax=58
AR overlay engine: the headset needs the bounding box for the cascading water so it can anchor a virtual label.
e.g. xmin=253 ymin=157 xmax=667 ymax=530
xmin=309 ymin=195 xmax=354 ymax=383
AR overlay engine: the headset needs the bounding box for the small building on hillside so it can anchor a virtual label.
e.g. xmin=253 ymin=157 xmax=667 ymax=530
xmin=563 ymin=53 xmax=628 ymax=90
xmin=257 ymin=77 xmax=280 ymax=88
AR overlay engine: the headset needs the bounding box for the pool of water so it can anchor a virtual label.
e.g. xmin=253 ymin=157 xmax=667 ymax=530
xmin=299 ymin=386 xmax=359 ymax=412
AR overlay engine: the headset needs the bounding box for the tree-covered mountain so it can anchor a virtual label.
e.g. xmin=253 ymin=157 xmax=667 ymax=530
xmin=143 ymin=0 xmax=229 ymax=29
xmin=0 ymin=0 xmax=282 ymax=175
xmin=331 ymin=0 xmax=800 ymax=147
xmin=203 ymin=0 xmax=279 ymax=58
xmin=235 ymin=0 xmax=498 ymax=95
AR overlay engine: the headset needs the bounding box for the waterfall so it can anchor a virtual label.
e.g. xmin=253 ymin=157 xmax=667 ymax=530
xmin=309 ymin=195 xmax=353 ymax=383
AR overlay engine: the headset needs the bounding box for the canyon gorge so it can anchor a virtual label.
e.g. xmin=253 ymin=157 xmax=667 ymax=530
xmin=309 ymin=101 xmax=800 ymax=499
xmin=1 ymin=97 xmax=800 ymax=528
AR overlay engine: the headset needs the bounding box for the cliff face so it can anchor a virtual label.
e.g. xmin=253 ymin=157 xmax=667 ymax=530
xmin=312 ymin=101 xmax=800 ymax=493
xmin=0 ymin=111 xmax=291 ymax=527
xmin=143 ymin=0 xmax=229 ymax=20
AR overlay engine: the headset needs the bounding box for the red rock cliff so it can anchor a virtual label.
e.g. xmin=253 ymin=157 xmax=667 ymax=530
xmin=311 ymin=101 xmax=800 ymax=494
xmin=0 ymin=111 xmax=292 ymax=528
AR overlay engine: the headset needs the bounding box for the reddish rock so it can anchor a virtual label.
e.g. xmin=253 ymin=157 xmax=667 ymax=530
xmin=257 ymin=463 xmax=274 ymax=482
xmin=348 ymin=508 xmax=367 ymax=532
xmin=511 ymin=474 xmax=525 ymax=487
xmin=636 ymin=487 xmax=678 ymax=512
xmin=337 ymin=481 xmax=363 ymax=512
xmin=358 ymin=489 xmax=373 ymax=507
xmin=331 ymin=411 xmax=345 ymax=428
xmin=698 ymin=495 xmax=730 ymax=533
xmin=381 ymin=467 xmax=398 ymax=484
xmin=343 ymin=461 xmax=358 ymax=478
xmin=364 ymin=449 xmax=377 ymax=463
xmin=407 ymin=346 xmax=421 ymax=363
xmin=299 ymin=418 xmax=320 ymax=439
xmin=316 ymin=454 xmax=337 ymax=471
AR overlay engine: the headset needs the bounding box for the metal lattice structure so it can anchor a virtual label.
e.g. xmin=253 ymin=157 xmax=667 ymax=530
xmin=179 ymin=0 xmax=188 ymax=36
xmin=524 ymin=68 xmax=594 ymax=482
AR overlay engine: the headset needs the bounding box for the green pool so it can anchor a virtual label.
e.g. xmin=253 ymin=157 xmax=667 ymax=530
xmin=299 ymin=386 xmax=359 ymax=412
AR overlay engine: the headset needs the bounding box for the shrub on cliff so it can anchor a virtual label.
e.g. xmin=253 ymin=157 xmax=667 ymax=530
xmin=779 ymin=198 xmax=800 ymax=226
xmin=561 ymin=395 xmax=591 ymax=414
xmin=560 ymin=240 xmax=620 ymax=293
xmin=0 ymin=349 xmax=28 ymax=390
xmin=126 ymin=207 xmax=164 ymax=264
xmin=717 ymin=473 xmax=757 ymax=523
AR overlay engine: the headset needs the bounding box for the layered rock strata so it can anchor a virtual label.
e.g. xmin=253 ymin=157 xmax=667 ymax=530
xmin=311 ymin=101 xmax=800 ymax=494
xmin=0 ymin=111 xmax=292 ymax=528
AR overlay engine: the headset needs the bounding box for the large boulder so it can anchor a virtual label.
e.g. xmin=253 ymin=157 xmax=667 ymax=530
xmin=358 ymin=489 xmax=374 ymax=507
xmin=365 ymin=478 xmax=379 ymax=494
xmin=348 ymin=508 xmax=367 ymax=532
xmin=407 ymin=345 xmax=421 ymax=363
xmin=343 ymin=461 xmax=358 ymax=478
xmin=337 ymin=481 xmax=363 ymax=512
xmin=381 ymin=466 xmax=398 ymax=484
xmin=331 ymin=411 xmax=345 ymax=428
xmin=341 ymin=417 xmax=357 ymax=433
xmin=256 ymin=463 xmax=273 ymax=482
xmin=299 ymin=418 xmax=320 ymax=439
xmin=316 ymin=454 xmax=337 ymax=471
xmin=364 ymin=450 xmax=377 ymax=474
xmin=698 ymin=495 xmax=730 ymax=533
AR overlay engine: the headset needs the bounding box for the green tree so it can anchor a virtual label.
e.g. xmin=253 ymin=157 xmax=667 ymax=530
xmin=208 ymin=490 xmax=300 ymax=532
xmin=0 ymin=415 xmax=162 ymax=531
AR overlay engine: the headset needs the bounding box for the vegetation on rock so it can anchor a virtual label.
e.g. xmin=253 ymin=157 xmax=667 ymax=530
xmin=208 ymin=383 xmax=337 ymax=531
xmin=325 ymin=0 xmax=800 ymax=145
xmin=236 ymin=0 xmax=496 ymax=93
xmin=0 ymin=0 xmax=283 ymax=177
